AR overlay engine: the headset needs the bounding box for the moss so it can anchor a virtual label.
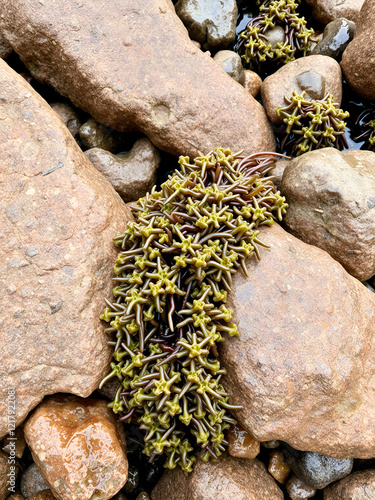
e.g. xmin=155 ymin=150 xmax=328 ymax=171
xmin=100 ymin=148 xmax=288 ymax=471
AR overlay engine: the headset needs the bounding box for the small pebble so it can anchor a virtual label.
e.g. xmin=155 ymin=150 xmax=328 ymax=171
xmin=312 ymin=17 xmax=355 ymax=61
xmin=262 ymin=440 xmax=281 ymax=449
xmin=243 ymin=70 xmax=262 ymax=98
xmin=20 ymin=464 xmax=49 ymax=499
xmin=213 ymin=50 xmax=245 ymax=84
xmin=123 ymin=465 xmax=139 ymax=495
xmin=268 ymin=450 xmax=291 ymax=484
xmin=286 ymin=474 xmax=316 ymax=500
xmin=50 ymin=102 xmax=82 ymax=139
xmin=227 ymin=423 xmax=260 ymax=459
xmin=136 ymin=492 xmax=150 ymax=500
xmin=79 ymin=118 xmax=128 ymax=152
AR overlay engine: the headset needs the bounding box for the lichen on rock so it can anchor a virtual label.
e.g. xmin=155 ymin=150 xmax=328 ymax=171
xmin=100 ymin=147 xmax=287 ymax=471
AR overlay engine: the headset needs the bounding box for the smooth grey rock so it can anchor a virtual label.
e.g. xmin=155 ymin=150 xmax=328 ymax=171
xmin=21 ymin=464 xmax=49 ymax=499
xmin=282 ymin=445 xmax=353 ymax=489
xmin=175 ymin=0 xmax=237 ymax=50
xmin=213 ymin=50 xmax=245 ymax=84
xmin=312 ymin=18 xmax=355 ymax=61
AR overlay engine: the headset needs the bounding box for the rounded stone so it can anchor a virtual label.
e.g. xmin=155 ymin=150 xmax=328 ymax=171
xmin=312 ymin=18 xmax=355 ymax=60
xmin=213 ymin=50 xmax=245 ymax=84
xmin=20 ymin=464 xmax=49 ymax=499
xmin=243 ymin=70 xmax=262 ymax=98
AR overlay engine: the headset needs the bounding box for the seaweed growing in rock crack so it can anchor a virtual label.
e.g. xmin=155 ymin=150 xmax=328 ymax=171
xmin=235 ymin=0 xmax=318 ymax=69
xmin=277 ymin=91 xmax=350 ymax=156
xmin=354 ymin=107 xmax=375 ymax=151
xmin=100 ymin=147 xmax=288 ymax=472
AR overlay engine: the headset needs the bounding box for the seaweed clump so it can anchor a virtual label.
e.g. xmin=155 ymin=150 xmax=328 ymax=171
xmin=100 ymin=148 xmax=288 ymax=472
xmin=354 ymin=107 xmax=375 ymax=150
xmin=276 ymin=91 xmax=350 ymax=156
xmin=236 ymin=0 xmax=318 ymax=69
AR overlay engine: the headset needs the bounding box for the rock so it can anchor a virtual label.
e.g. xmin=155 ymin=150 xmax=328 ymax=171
xmin=324 ymin=468 xmax=375 ymax=499
xmin=270 ymin=159 xmax=290 ymax=190
xmin=306 ymin=0 xmax=364 ymax=24
xmin=243 ymin=70 xmax=262 ymax=98
xmin=263 ymin=25 xmax=286 ymax=49
xmin=341 ymin=0 xmax=375 ymax=100
xmin=0 ymin=59 xmax=132 ymax=437
xmin=20 ymin=464 xmax=49 ymax=498
xmin=312 ymin=18 xmax=355 ymax=61
xmin=151 ymin=454 xmax=283 ymax=500
xmin=227 ymin=423 xmax=260 ymax=459
xmin=283 ymin=446 xmax=353 ymax=489
xmin=262 ymin=441 xmax=281 ymax=449
xmin=8 ymin=495 xmax=25 ymax=500
xmin=29 ymin=493 xmax=57 ymax=500
xmin=268 ymin=450 xmax=291 ymax=484
xmin=79 ymin=118 xmax=129 ymax=153
xmin=24 ymin=395 xmax=128 ymax=500
xmin=0 ymin=34 xmax=12 ymax=59
xmin=50 ymin=102 xmax=82 ymax=140
xmin=0 ymin=450 xmax=19 ymax=500
xmin=2 ymin=427 xmax=26 ymax=458
xmin=261 ymin=55 xmax=342 ymax=125
xmin=286 ymin=475 xmax=316 ymax=500
xmin=137 ymin=493 xmax=150 ymax=500
xmin=219 ymin=222 xmax=375 ymax=458
xmin=174 ymin=0 xmax=237 ymax=50
xmin=98 ymin=377 xmax=121 ymax=401
xmin=84 ymin=138 xmax=160 ymax=202
xmin=213 ymin=50 xmax=245 ymax=84
xmin=282 ymin=148 xmax=375 ymax=281
xmin=0 ymin=0 xmax=275 ymax=157
xmin=123 ymin=466 xmax=139 ymax=495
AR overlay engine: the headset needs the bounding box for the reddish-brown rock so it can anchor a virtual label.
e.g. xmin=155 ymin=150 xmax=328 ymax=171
xmin=243 ymin=70 xmax=262 ymax=98
xmin=306 ymin=0 xmax=364 ymax=24
xmin=0 ymin=450 xmax=19 ymax=500
xmin=0 ymin=59 xmax=132 ymax=437
xmin=0 ymin=0 xmax=275 ymax=157
xmin=220 ymin=223 xmax=375 ymax=458
xmin=324 ymin=469 xmax=375 ymax=499
xmin=24 ymin=395 xmax=128 ymax=500
xmin=227 ymin=424 xmax=260 ymax=459
xmin=261 ymin=55 xmax=342 ymax=125
xmin=341 ymin=0 xmax=375 ymax=100
xmin=282 ymin=148 xmax=375 ymax=281
xmin=286 ymin=475 xmax=316 ymax=500
xmin=151 ymin=454 xmax=283 ymax=500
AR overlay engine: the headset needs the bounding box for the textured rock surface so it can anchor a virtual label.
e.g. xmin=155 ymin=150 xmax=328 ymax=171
xmin=0 ymin=34 xmax=12 ymax=58
xmin=286 ymin=475 xmax=316 ymax=500
xmin=227 ymin=423 xmax=260 ymax=459
xmin=261 ymin=55 xmax=342 ymax=125
xmin=341 ymin=0 xmax=375 ymax=100
xmin=29 ymin=492 xmax=57 ymax=500
xmin=283 ymin=446 xmax=353 ymax=489
xmin=79 ymin=118 xmax=128 ymax=153
xmin=21 ymin=464 xmax=49 ymax=499
xmin=213 ymin=50 xmax=245 ymax=84
xmin=306 ymin=0 xmax=364 ymax=24
xmin=50 ymin=102 xmax=82 ymax=140
xmin=0 ymin=59 xmax=132 ymax=437
xmin=0 ymin=0 xmax=275 ymax=157
xmin=312 ymin=18 xmax=355 ymax=61
xmin=324 ymin=468 xmax=375 ymax=499
xmin=0 ymin=450 xmax=16 ymax=500
xmin=282 ymin=148 xmax=375 ymax=281
xmin=271 ymin=158 xmax=290 ymax=189
xmin=243 ymin=70 xmax=262 ymax=97
xmin=85 ymin=138 xmax=160 ymax=202
xmin=268 ymin=450 xmax=291 ymax=484
xmin=2 ymin=426 xmax=26 ymax=458
xmin=151 ymin=454 xmax=283 ymax=500
xmin=220 ymin=222 xmax=375 ymax=458
xmin=175 ymin=0 xmax=237 ymax=50
xmin=24 ymin=395 xmax=128 ymax=500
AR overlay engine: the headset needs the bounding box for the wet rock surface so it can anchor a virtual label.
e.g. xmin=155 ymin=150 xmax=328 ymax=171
xmin=312 ymin=18 xmax=355 ymax=60
xmin=85 ymin=138 xmax=160 ymax=202
xmin=323 ymin=468 xmax=375 ymax=499
xmin=79 ymin=118 xmax=129 ymax=153
xmin=268 ymin=450 xmax=291 ymax=484
xmin=220 ymin=223 xmax=375 ymax=458
xmin=0 ymin=59 xmax=132 ymax=437
xmin=341 ymin=0 xmax=375 ymax=100
xmin=227 ymin=423 xmax=260 ymax=459
xmin=243 ymin=70 xmax=262 ymax=97
xmin=283 ymin=445 xmax=353 ymax=489
xmin=20 ymin=463 xmax=49 ymax=498
xmin=175 ymin=0 xmax=237 ymax=50
xmin=282 ymin=148 xmax=375 ymax=281
xmin=286 ymin=475 xmax=316 ymax=500
xmin=213 ymin=50 xmax=245 ymax=84
xmin=261 ymin=55 xmax=343 ymax=125
xmin=151 ymin=454 xmax=283 ymax=500
xmin=0 ymin=0 xmax=275 ymax=157
xmin=306 ymin=0 xmax=364 ymax=24
xmin=24 ymin=395 xmax=128 ymax=500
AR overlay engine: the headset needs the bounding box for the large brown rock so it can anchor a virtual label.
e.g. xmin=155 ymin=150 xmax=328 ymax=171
xmin=24 ymin=395 xmax=128 ymax=500
xmin=341 ymin=0 xmax=375 ymax=100
xmin=220 ymin=223 xmax=375 ymax=458
xmin=324 ymin=468 xmax=375 ymax=499
xmin=261 ymin=55 xmax=342 ymax=125
xmin=0 ymin=0 xmax=275 ymax=157
xmin=306 ymin=0 xmax=364 ymax=24
xmin=0 ymin=58 xmax=132 ymax=437
xmin=151 ymin=454 xmax=283 ymax=500
xmin=282 ymin=149 xmax=375 ymax=281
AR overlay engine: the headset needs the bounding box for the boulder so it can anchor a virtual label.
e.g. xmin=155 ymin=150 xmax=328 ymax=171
xmin=0 ymin=0 xmax=275 ymax=157
xmin=282 ymin=148 xmax=375 ymax=281
xmin=85 ymin=137 xmax=160 ymax=202
xmin=175 ymin=0 xmax=237 ymax=50
xmin=151 ymin=454 xmax=283 ymax=500
xmin=24 ymin=395 xmax=128 ymax=500
xmin=0 ymin=58 xmax=132 ymax=437
xmin=261 ymin=55 xmax=342 ymax=125
xmin=324 ymin=468 xmax=375 ymax=499
xmin=306 ymin=0 xmax=364 ymax=24
xmin=220 ymin=223 xmax=375 ymax=458
xmin=341 ymin=0 xmax=375 ymax=100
